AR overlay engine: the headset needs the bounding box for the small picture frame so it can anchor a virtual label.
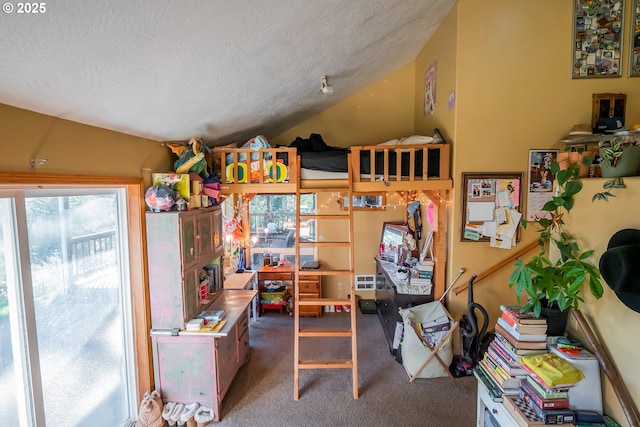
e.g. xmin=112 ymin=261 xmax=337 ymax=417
xmin=630 ymin=0 xmax=640 ymax=76
xmin=572 ymin=0 xmax=624 ymax=79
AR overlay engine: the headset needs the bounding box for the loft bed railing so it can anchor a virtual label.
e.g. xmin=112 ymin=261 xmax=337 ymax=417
xmin=214 ymin=143 xmax=452 ymax=195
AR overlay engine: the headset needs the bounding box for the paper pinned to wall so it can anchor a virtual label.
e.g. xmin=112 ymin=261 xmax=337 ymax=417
xmin=467 ymin=202 xmax=495 ymax=222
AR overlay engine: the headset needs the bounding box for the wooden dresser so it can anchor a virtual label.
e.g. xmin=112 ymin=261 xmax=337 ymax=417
xmin=257 ymin=265 xmax=321 ymax=317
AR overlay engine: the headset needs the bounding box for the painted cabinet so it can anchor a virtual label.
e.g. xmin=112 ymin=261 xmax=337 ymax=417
xmin=150 ymin=292 xmax=253 ymax=422
xmin=146 ymin=207 xmax=224 ymax=330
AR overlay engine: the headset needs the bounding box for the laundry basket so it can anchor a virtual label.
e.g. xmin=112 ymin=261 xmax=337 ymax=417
xmin=398 ymin=301 xmax=457 ymax=380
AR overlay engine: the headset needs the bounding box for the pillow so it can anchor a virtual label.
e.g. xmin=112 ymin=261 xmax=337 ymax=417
xmin=397 ymin=135 xmax=434 ymax=145
xmin=377 ymin=139 xmax=400 ymax=146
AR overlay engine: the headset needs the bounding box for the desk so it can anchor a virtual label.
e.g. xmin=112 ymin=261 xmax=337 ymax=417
xmin=374 ymin=257 xmax=433 ymax=354
xmin=224 ymin=271 xmax=258 ymax=321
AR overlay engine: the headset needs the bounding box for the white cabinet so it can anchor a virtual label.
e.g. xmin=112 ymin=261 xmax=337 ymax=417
xmin=476 ymin=381 xmax=518 ymax=427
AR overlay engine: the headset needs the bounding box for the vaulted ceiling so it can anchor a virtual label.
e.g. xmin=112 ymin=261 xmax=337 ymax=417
xmin=0 ymin=0 xmax=456 ymax=144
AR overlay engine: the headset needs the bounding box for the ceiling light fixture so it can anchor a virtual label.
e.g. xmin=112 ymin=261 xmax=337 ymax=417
xmin=320 ymin=75 xmax=333 ymax=94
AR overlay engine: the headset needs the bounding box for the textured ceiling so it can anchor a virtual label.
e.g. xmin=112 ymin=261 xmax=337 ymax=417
xmin=0 ymin=0 xmax=455 ymax=145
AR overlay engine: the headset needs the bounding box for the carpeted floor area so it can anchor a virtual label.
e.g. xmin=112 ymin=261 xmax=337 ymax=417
xmin=214 ymin=310 xmax=478 ymax=426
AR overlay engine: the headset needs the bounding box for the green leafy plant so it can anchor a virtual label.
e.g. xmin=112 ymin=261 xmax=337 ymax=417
xmin=509 ymin=157 xmax=603 ymax=317
xmin=593 ymin=138 xmax=628 ymax=202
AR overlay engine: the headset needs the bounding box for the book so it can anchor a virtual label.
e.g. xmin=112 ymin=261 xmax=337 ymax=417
xmin=528 ymin=398 xmax=575 ymax=424
xmin=185 ymin=318 xmax=204 ymax=331
xmin=503 ymin=396 xmax=547 ymax=427
xmin=487 ymin=344 xmax=527 ymax=377
xmin=197 ymin=309 xmax=225 ymax=321
xmin=520 ymin=380 xmax=570 ymax=409
xmin=495 ymin=324 xmax=548 ymax=350
xmin=525 ymin=376 xmax=569 ymax=400
xmin=500 ymin=304 xmax=547 ymax=325
xmin=479 ymin=358 xmax=522 ymax=391
xmin=500 ymin=311 xmax=549 ymax=335
xmin=497 ymin=317 xmax=547 ymax=342
xmin=474 ymin=366 xmax=504 ymax=402
xmin=494 ymin=332 xmax=547 ymax=356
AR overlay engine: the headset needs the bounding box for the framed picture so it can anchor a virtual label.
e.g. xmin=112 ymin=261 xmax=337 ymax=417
xmin=340 ymin=193 xmax=386 ymax=211
xmin=460 ymin=172 xmax=523 ymax=248
xmin=630 ymin=0 xmax=640 ymax=76
xmin=526 ymin=150 xmax=559 ymax=222
xmin=572 ymin=0 xmax=624 ymax=79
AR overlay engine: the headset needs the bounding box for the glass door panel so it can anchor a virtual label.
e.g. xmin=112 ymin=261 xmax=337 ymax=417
xmin=0 ymin=198 xmax=24 ymax=426
xmin=25 ymin=193 xmax=131 ymax=427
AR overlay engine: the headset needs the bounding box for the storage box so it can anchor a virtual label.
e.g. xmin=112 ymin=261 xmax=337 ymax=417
xmin=261 ymin=291 xmax=286 ymax=302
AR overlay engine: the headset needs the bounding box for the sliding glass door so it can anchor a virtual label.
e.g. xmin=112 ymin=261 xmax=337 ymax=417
xmin=0 ymin=188 xmax=137 ymax=427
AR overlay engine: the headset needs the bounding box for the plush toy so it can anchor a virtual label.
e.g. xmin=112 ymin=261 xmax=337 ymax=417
xmin=166 ymin=137 xmax=210 ymax=178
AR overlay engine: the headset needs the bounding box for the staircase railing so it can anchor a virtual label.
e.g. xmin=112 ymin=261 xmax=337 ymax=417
xmin=452 ymin=240 xmax=540 ymax=295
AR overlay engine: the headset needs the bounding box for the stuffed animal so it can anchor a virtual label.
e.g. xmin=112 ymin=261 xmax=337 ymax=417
xmin=136 ymin=390 xmax=166 ymax=427
xmin=166 ymin=137 xmax=210 ymax=178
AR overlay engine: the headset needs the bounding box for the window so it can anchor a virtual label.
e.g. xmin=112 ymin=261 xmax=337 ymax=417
xmin=0 ymin=186 xmax=138 ymax=427
xmin=247 ymin=194 xmax=316 ymax=269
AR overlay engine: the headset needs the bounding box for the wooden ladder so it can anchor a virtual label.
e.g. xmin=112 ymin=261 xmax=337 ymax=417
xmin=293 ymin=155 xmax=358 ymax=400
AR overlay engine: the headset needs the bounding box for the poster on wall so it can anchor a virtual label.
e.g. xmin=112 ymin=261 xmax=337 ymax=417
xmin=424 ymin=61 xmax=437 ymax=115
xmin=630 ymin=0 xmax=640 ymax=76
xmin=572 ymin=0 xmax=624 ymax=79
xmin=526 ymin=150 xmax=558 ymax=221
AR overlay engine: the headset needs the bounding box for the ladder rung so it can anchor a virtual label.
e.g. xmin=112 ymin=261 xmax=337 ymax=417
xmin=299 ymin=269 xmax=352 ymax=276
xmin=299 ymin=241 xmax=350 ymax=247
xmin=298 ymin=359 xmax=354 ymax=369
xmin=298 ymin=328 xmax=352 ymax=337
xmin=300 ymin=214 xmax=349 ymax=220
xmin=298 ymin=298 xmax=351 ymax=306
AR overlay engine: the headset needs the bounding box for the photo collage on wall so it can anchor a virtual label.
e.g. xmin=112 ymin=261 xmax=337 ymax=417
xmin=631 ymin=0 xmax=640 ymax=76
xmin=573 ymin=0 xmax=624 ymax=78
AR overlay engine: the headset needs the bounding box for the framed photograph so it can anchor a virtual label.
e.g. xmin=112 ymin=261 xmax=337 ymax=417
xmin=526 ymin=150 xmax=559 ymax=222
xmin=572 ymin=0 xmax=624 ymax=79
xmin=340 ymin=193 xmax=386 ymax=211
xmin=460 ymin=172 xmax=523 ymax=247
xmin=630 ymin=0 xmax=640 ymax=76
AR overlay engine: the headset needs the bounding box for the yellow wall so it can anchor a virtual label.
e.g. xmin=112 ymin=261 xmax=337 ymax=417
xmin=414 ymin=2 xmax=458 ymax=144
xmin=0 ymin=103 xmax=172 ymax=182
xmin=271 ymin=62 xmax=416 ymax=148
xmin=411 ymin=1 xmax=639 ymax=423
xmin=564 ymin=178 xmax=640 ymax=425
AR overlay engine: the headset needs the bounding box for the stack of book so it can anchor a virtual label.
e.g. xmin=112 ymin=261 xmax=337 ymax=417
xmin=414 ymin=314 xmax=451 ymax=348
xmin=513 ymin=352 xmax=586 ymax=425
xmin=474 ymin=305 xmax=548 ymax=402
xmin=410 ymin=261 xmax=434 ymax=286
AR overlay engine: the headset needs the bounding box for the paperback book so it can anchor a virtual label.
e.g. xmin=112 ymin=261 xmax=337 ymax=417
xmin=495 ymin=324 xmax=547 ymax=350
xmin=500 ymin=304 xmax=547 ymax=325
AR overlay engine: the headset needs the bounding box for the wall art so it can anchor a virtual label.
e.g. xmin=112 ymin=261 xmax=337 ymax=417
xmin=572 ymin=0 xmax=624 ymax=78
xmin=630 ymin=0 xmax=640 ymax=76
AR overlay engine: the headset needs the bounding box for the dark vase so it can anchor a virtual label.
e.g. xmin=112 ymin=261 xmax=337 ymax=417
xmin=540 ymin=299 xmax=570 ymax=336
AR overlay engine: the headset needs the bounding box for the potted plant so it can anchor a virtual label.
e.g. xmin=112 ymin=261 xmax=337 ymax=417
xmin=593 ymin=137 xmax=640 ymax=201
xmin=509 ymin=156 xmax=604 ymax=335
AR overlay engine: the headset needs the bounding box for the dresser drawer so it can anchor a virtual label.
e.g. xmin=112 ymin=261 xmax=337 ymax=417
xmin=299 ymin=280 xmax=319 ymax=292
xmin=260 ymin=272 xmax=293 ymax=281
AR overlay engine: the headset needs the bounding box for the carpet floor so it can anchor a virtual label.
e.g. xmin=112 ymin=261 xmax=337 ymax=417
xmin=214 ymin=310 xmax=478 ymax=426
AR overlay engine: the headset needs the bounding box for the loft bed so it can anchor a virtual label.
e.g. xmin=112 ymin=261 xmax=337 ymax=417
xmin=214 ymin=142 xmax=452 ymax=299
xmin=214 ymin=143 xmax=452 ymax=194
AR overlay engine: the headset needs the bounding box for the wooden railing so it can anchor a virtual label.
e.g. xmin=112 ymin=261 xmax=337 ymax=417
xmin=453 ymin=240 xmax=540 ymax=295
xmin=68 ymin=230 xmax=116 ymax=281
